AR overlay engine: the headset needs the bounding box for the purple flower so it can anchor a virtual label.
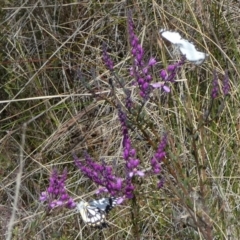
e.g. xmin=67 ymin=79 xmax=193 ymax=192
xmin=115 ymin=197 xmax=125 ymax=205
xmin=211 ymin=70 xmax=219 ymax=99
xmin=124 ymin=179 xmax=135 ymax=199
xmin=149 ymin=57 xmax=185 ymax=93
xmin=160 ymin=70 xmax=168 ymax=80
xmin=130 ymin=67 xmax=134 ymax=76
xmin=150 ymin=82 xmax=171 ymax=93
xmin=127 ymin=158 xmax=144 ymax=177
xmin=148 ymin=57 xmax=157 ymax=66
xmin=39 ymin=191 xmax=47 ymax=202
xmin=95 ymin=187 xmax=109 ymax=195
xmin=40 ymin=168 xmax=76 ymax=210
xmin=160 ymin=56 xmax=186 ymax=82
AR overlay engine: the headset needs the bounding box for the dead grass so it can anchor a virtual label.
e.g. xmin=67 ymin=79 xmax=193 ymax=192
xmin=0 ymin=0 xmax=240 ymax=239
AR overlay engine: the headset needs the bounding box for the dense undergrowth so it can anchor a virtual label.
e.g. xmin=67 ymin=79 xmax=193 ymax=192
xmin=1 ymin=0 xmax=240 ymax=239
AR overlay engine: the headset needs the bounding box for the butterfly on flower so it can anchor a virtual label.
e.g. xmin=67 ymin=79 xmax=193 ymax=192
xmin=77 ymin=197 xmax=119 ymax=228
xmin=160 ymin=29 xmax=208 ymax=65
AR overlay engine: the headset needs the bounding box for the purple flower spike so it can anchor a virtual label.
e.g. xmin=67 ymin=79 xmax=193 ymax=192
xmin=223 ymin=70 xmax=230 ymax=95
xmin=150 ymin=134 xmax=167 ymax=188
xmin=151 ymin=134 xmax=167 ymax=187
xmin=157 ymin=178 xmax=165 ymax=189
xmin=125 ymin=89 xmax=133 ymax=110
xmin=40 ymin=168 xmax=76 ymax=210
xmin=127 ymin=12 xmax=155 ymax=100
xmin=117 ymin=105 xmax=145 ymax=198
xmin=118 ymin=106 xmax=143 ymax=178
xmin=211 ymin=70 xmax=219 ymax=99
xmin=74 ymin=153 xmax=123 ymax=197
xmin=102 ymin=43 xmax=114 ymax=71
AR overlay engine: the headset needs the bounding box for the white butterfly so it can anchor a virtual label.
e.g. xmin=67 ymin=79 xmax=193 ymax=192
xmin=160 ymin=29 xmax=208 ymax=65
xmin=77 ymin=197 xmax=119 ymax=228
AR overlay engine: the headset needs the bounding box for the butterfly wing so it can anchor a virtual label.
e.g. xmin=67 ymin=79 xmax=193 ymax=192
xmin=160 ymin=30 xmax=182 ymax=44
xmin=77 ymin=200 xmax=107 ymax=227
xmin=160 ymin=29 xmax=207 ymax=65
xmin=77 ymin=198 xmax=119 ymax=228
xmin=85 ymin=205 xmax=107 ymax=227
xmin=177 ymin=39 xmax=206 ymax=64
xmin=89 ymin=197 xmax=118 ymax=213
